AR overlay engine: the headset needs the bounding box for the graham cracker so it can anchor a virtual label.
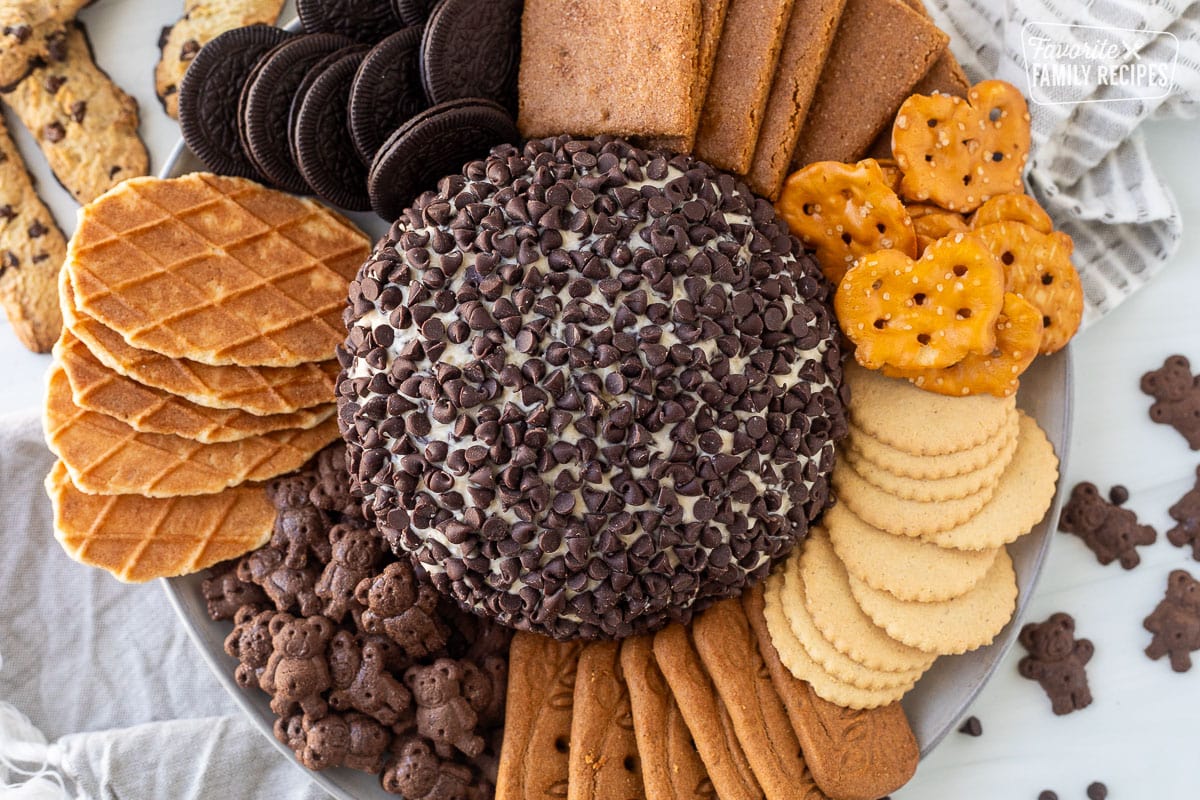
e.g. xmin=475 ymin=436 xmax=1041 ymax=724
xmin=518 ymin=0 xmax=702 ymax=139
xmin=694 ymin=0 xmax=798 ymax=174
xmin=644 ymin=0 xmax=730 ymax=153
xmin=744 ymin=0 xmax=848 ymax=198
xmin=790 ymin=0 xmax=947 ymax=166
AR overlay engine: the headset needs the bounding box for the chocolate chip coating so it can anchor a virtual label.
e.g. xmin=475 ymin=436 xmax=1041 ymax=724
xmin=339 ymin=136 xmax=848 ymax=640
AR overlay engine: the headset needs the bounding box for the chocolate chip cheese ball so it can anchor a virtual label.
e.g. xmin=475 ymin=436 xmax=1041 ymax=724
xmin=338 ymin=135 xmax=847 ymax=639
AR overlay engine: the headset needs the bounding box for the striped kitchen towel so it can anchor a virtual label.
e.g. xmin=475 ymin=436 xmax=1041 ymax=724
xmin=925 ymin=0 xmax=1200 ymax=327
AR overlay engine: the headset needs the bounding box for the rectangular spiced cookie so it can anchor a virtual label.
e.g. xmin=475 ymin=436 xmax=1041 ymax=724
xmin=156 ymin=0 xmax=286 ymax=118
xmin=496 ymin=633 xmax=584 ymax=800
xmin=0 ymin=114 xmax=64 ymax=352
xmin=568 ymin=641 xmax=645 ymax=800
xmin=652 ymin=624 xmax=762 ymax=800
xmin=742 ymin=585 xmax=919 ymax=800
xmin=744 ymin=0 xmax=847 ymax=198
xmin=1 ymin=22 xmax=149 ymax=203
xmin=0 ymin=0 xmax=88 ymax=90
xmin=643 ymin=0 xmax=729 ymax=154
xmin=620 ymin=636 xmax=713 ymax=800
xmin=518 ymin=0 xmax=702 ymax=140
xmin=694 ymin=0 xmax=797 ymax=174
xmin=790 ymin=0 xmax=947 ymax=166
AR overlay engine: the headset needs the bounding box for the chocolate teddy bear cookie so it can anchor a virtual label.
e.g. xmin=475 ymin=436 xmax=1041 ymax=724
xmin=259 ymin=613 xmax=336 ymax=719
xmin=1142 ymin=355 xmax=1200 ymax=449
xmin=1167 ymin=467 xmax=1200 ymax=561
xmin=1018 ymin=613 xmax=1094 ymax=715
xmin=1144 ymin=569 xmax=1200 ymax=673
xmin=356 ymin=561 xmax=449 ymax=660
xmin=316 ymin=522 xmax=383 ymax=622
xmin=1059 ymin=482 xmax=1156 ymax=569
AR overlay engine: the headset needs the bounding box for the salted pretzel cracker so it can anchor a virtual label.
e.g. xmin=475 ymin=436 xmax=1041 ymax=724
xmin=970 ymin=193 xmax=1053 ymax=234
xmin=871 ymin=157 xmax=904 ymax=194
xmin=907 ymin=203 xmax=969 ymax=253
xmin=892 ymin=80 xmax=1031 ymax=212
xmin=884 ymin=292 xmax=1043 ymax=397
xmin=972 ymin=221 xmax=1081 ymax=354
xmin=777 ymin=159 xmax=917 ymax=285
xmin=835 ymin=233 xmax=1005 ymax=370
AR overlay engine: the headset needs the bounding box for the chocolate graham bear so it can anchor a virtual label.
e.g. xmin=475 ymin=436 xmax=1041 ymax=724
xmin=224 ymin=607 xmax=277 ymax=690
xmin=259 ymin=613 xmax=336 ymax=719
xmin=1167 ymin=466 xmax=1200 ymax=561
xmin=356 ymin=561 xmax=449 ymax=659
xmin=202 ymin=561 xmax=267 ymax=620
xmin=1141 ymin=355 xmax=1200 ymax=449
xmin=329 ymin=630 xmax=414 ymax=729
xmin=383 ymin=735 xmax=481 ymax=800
xmin=238 ymin=547 xmax=324 ymax=616
xmin=1018 ymin=613 xmax=1094 ymax=715
xmin=267 ymin=474 xmax=331 ymax=568
xmin=1058 ymin=482 xmax=1156 ymax=569
xmin=276 ymin=711 xmax=393 ymax=772
xmin=316 ymin=522 xmax=383 ymax=622
xmin=1144 ymin=569 xmax=1200 ymax=672
xmin=406 ymin=659 xmax=486 ymax=759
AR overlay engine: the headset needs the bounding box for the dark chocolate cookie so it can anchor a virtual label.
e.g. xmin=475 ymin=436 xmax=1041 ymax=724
xmin=296 ymin=0 xmax=402 ymax=44
xmin=367 ymin=98 xmax=518 ymax=221
xmin=348 ymin=27 xmax=426 ymax=165
xmin=179 ymin=25 xmax=292 ymax=180
xmin=392 ymin=0 xmax=437 ymax=26
xmin=294 ymin=49 xmax=373 ymax=211
xmin=419 ymin=0 xmax=522 ymax=113
xmin=242 ymin=33 xmax=356 ymax=194
xmin=287 ymin=46 xmax=368 ymax=172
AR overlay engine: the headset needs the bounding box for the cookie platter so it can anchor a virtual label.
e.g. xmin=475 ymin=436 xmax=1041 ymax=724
xmin=156 ymin=125 xmax=1074 ymax=798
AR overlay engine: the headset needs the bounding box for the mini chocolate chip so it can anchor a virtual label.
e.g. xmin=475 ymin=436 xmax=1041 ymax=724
xmin=1086 ymin=783 xmax=1107 ymax=800
xmin=69 ymin=100 xmax=86 ymax=124
xmin=27 ymin=220 xmax=46 ymax=238
xmin=4 ymin=24 xmax=31 ymax=44
xmin=1108 ymin=485 xmax=1129 ymax=506
xmin=180 ymin=39 xmax=201 ymax=60
xmin=957 ymin=716 xmax=982 ymax=737
xmin=43 ymin=122 xmax=65 ymax=143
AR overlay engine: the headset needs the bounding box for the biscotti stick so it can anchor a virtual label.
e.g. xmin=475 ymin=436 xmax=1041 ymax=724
xmin=790 ymin=0 xmax=946 ymax=165
xmin=496 ymin=633 xmax=584 ymax=800
xmin=2 ymin=22 xmax=148 ymax=203
xmin=743 ymin=585 xmax=919 ymax=800
xmin=744 ymin=0 xmax=847 ymax=198
xmin=568 ymin=642 xmax=645 ymax=800
xmin=0 ymin=112 xmax=64 ymax=351
xmin=694 ymin=0 xmax=797 ymax=174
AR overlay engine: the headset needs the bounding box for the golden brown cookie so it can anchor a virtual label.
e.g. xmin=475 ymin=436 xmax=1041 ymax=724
xmin=743 ymin=586 xmax=919 ymax=800
xmin=692 ymin=599 xmax=814 ymax=800
xmin=841 ymin=426 xmax=1017 ymax=501
xmin=46 ymin=459 xmax=273 ymax=582
xmin=568 ymin=641 xmax=645 ymax=800
xmin=833 ymin=457 xmax=999 ymax=536
xmin=0 ymin=113 xmax=64 ymax=352
xmin=0 ymin=0 xmax=88 ymax=90
xmin=155 ymin=0 xmax=286 ymax=118
xmin=620 ymin=636 xmax=714 ymax=800
xmin=652 ymin=624 xmax=761 ymax=800
xmin=497 ymin=633 xmax=584 ymax=800
xmin=844 ymin=409 xmax=1018 ymax=480
xmin=2 ymin=23 xmax=148 ymax=204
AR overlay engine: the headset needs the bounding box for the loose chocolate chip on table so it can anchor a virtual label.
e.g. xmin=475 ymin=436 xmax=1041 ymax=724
xmin=178 ymin=25 xmax=292 ymax=180
xmin=348 ymin=26 xmax=427 ymax=164
xmin=293 ymin=48 xmax=373 ymax=211
xmin=420 ymin=0 xmax=522 ymax=113
xmin=296 ymin=0 xmax=402 ymax=44
xmin=957 ymin=716 xmax=982 ymax=737
xmin=1108 ymin=484 xmax=1129 ymax=505
xmin=1059 ymin=482 xmax=1156 ymax=569
xmin=1087 ymin=782 xmax=1108 ymax=800
xmin=1039 ymin=792 xmax=1058 ymax=800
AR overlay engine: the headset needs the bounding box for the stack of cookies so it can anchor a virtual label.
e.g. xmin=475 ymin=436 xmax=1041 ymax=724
xmin=761 ymin=363 xmax=1060 ymax=709
xmin=43 ymin=172 xmax=370 ymax=582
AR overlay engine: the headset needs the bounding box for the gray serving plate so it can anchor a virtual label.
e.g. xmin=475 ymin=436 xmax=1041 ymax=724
xmin=159 ymin=136 xmax=1074 ymax=799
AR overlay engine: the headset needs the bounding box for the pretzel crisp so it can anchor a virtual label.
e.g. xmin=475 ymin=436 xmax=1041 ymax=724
xmin=835 ymin=233 xmax=1005 ymax=371
xmin=972 ymin=221 xmax=1081 ymax=354
xmin=884 ymin=292 xmax=1043 ymax=397
xmin=892 ymin=80 xmax=1031 ymax=212
xmin=871 ymin=157 xmax=904 ymax=194
xmin=907 ymin=203 xmax=969 ymax=253
xmin=777 ymin=159 xmax=917 ymax=285
xmin=970 ymin=193 xmax=1053 ymax=234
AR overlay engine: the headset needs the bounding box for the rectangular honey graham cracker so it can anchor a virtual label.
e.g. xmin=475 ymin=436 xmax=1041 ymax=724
xmin=790 ymin=0 xmax=947 ymax=166
xmin=694 ymin=0 xmax=797 ymax=174
xmin=692 ymin=599 xmax=819 ymax=800
xmin=567 ymin=641 xmax=645 ymax=800
xmin=496 ymin=633 xmax=584 ymax=800
xmin=742 ymin=585 xmax=919 ymax=800
xmin=744 ymin=0 xmax=848 ymax=199
xmin=518 ymin=0 xmax=703 ymax=140
xmin=644 ymin=0 xmax=730 ymax=154
xmin=653 ymin=624 xmax=762 ymax=800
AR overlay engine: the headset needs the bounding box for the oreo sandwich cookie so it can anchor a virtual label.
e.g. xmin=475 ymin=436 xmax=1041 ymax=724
xmin=287 ymin=46 xmax=368 ymax=172
xmin=341 ymin=136 xmax=849 ymax=639
xmin=420 ymin=0 xmax=522 ymax=113
xmin=392 ymin=0 xmax=436 ymax=27
xmin=241 ymin=33 xmax=355 ymax=194
xmin=294 ymin=48 xmax=373 ymax=211
xmin=367 ymin=98 xmax=519 ymax=221
xmin=296 ymin=0 xmax=402 ymax=45
xmin=349 ymin=26 xmax=426 ymax=164
xmin=179 ymin=25 xmax=292 ymax=180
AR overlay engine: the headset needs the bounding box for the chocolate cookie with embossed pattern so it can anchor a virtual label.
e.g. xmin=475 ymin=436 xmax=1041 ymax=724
xmin=420 ymin=0 xmax=521 ymax=113
xmin=296 ymin=0 xmax=402 ymax=44
xmin=294 ymin=47 xmax=372 ymax=211
xmin=393 ymin=0 xmax=437 ymax=26
xmin=349 ymin=26 xmax=426 ymax=164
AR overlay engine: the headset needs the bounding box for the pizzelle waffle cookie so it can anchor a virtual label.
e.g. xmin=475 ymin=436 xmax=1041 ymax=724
xmin=65 ymin=173 xmax=369 ymax=367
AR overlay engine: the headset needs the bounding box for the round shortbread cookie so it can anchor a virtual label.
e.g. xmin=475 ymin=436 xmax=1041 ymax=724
xmin=833 ymin=457 xmax=999 ymax=536
xmin=845 ymin=408 xmax=1018 ymax=480
xmin=847 ymin=548 xmax=1018 ymax=655
xmin=799 ymin=528 xmax=937 ymax=673
xmin=778 ymin=555 xmax=926 ymax=689
xmin=842 ymin=422 xmax=1018 ymax=501
xmin=919 ymin=413 xmax=1059 ymax=551
xmin=845 ymin=361 xmax=1016 ymax=455
xmin=763 ymin=573 xmax=916 ymax=710
xmin=826 ymin=502 xmax=1000 ymax=602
